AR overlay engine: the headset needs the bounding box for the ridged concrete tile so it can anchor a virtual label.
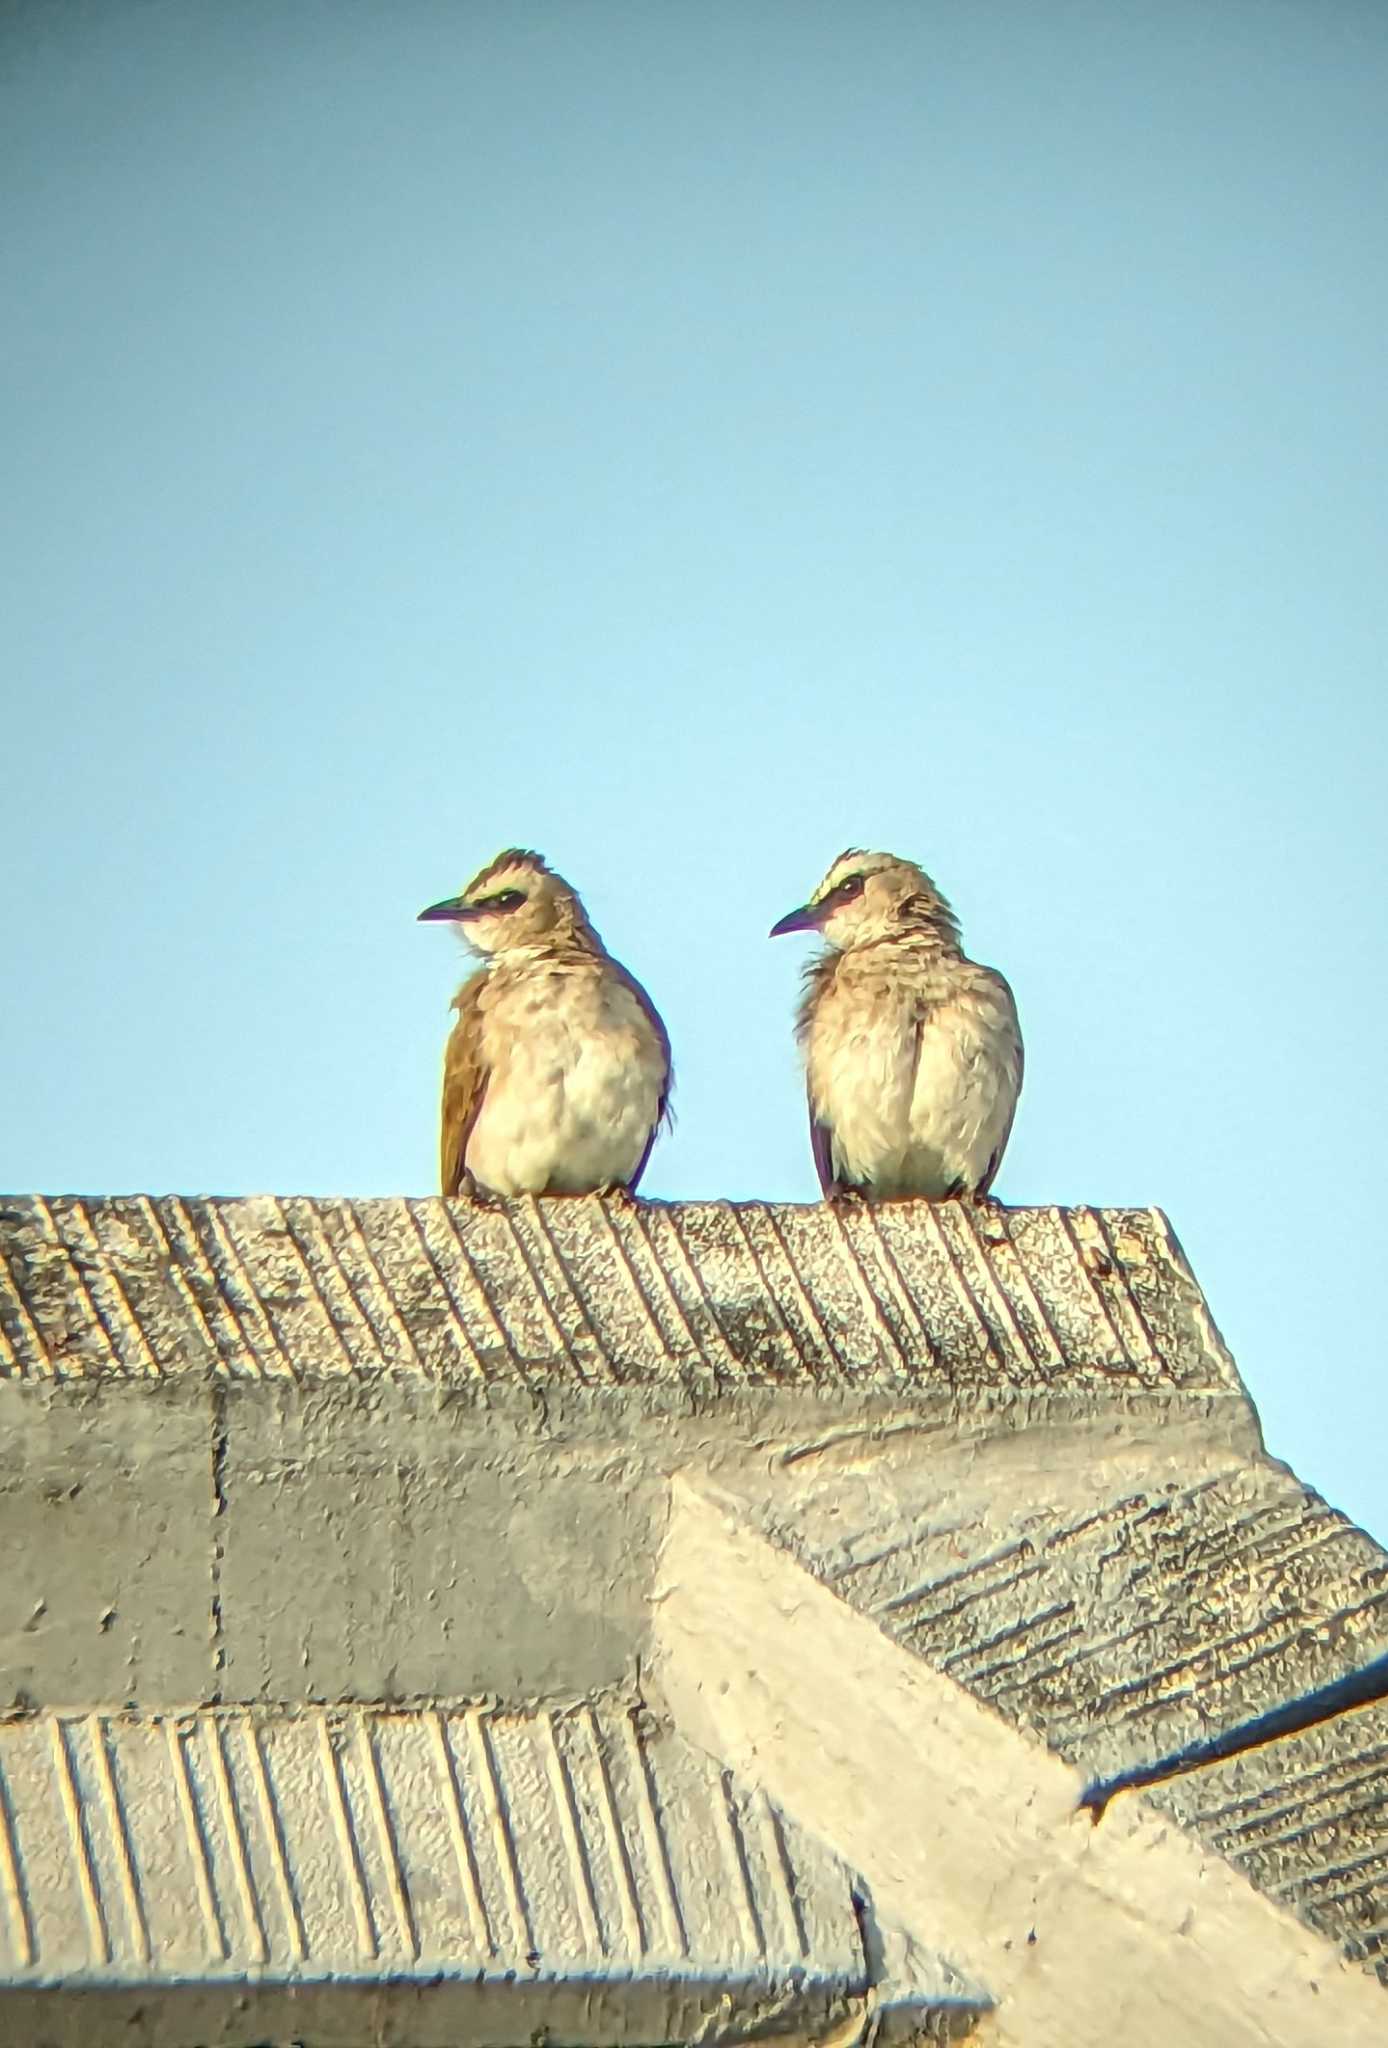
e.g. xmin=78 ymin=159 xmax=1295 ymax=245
xmin=0 ymin=1196 xmax=1239 ymax=1393
xmin=811 ymin=1461 xmax=1388 ymax=1980
xmin=653 ymin=1478 xmax=1388 ymax=2048
xmin=1154 ymin=1697 xmax=1388 ymax=1984
xmin=5 ymin=1189 xmax=1380 ymax=2033
xmin=823 ymin=1466 xmax=1388 ymax=1769
xmin=0 ymin=1700 xmax=861 ymax=1994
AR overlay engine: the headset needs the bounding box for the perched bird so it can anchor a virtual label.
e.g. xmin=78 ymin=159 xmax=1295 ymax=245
xmin=418 ymin=850 xmax=671 ymax=1199
xmin=770 ymin=850 xmax=1022 ymax=1202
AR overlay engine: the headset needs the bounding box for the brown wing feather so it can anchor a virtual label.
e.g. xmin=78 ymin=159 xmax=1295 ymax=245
xmin=439 ymin=972 xmax=489 ymax=1197
xmin=797 ymin=952 xmax=845 ymax=1196
xmin=808 ymin=1107 xmax=841 ymax=1197
xmin=612 ymin=962 xmax=673 ymax=1193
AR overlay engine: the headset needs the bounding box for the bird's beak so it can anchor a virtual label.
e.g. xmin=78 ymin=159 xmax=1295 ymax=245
xmin=417 ymin=896 xmax=471 ymax=923
xmin=769 ymin=902 xmax=821 ymax=938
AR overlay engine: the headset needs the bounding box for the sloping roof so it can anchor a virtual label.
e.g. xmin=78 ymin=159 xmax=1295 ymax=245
xmin=0 ymin=1699 xmax=897 ymax=2043
xmin=655 ymin=1476 xmax=1388 ymax=2047
xmin=0 ymin=1192 xmax=1384 ymax=2044
xmin=0 ymin=1193 xmax=1237 ymax=1391
xmin=788 ymin=1453 xmax=1388 ymax=1980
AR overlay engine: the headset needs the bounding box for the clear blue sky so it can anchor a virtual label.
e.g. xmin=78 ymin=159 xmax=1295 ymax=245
xmin=4 ymin=2 xmax=1385 ymax=1537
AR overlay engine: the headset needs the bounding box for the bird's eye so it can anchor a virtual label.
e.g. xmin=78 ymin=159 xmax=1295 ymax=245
xmin=835 ymin=874 xmax=866 ymax=900
xmin=474 ymin=889 xmax=526 ymax=913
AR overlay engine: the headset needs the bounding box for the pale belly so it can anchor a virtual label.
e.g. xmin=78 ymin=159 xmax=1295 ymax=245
xmin=898 ymin=1026 xmax=1016 ymax=1196
xmin=466 ymin=1027 xmax=662 ymax=1197
xmin=811 ymin=987 xmax=1020 ymax=1199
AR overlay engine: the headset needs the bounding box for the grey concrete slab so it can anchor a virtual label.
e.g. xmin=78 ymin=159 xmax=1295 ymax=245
xmin=0 ymin=1698 xmax=925 ymax=2045
xmin=0 ymin=1196 xmax=1257 ymax=1716
xmin=0 ymin=1379 xmax=211 ymax=1711
xmin=1153 ymin=1694 xmax=1388 ymax=1980
xmin=0 ymin=1196 xmax=1242 ymax=1396
xmin=1 ymin=1191 xmax=1382 ymax=2035
xmin=213 ymin=1376 xmax=667 ymax=1703
xmin=653 ymin=1478 xmax=1388 ymax=2048
xmin=760 ymin=1418 xmax=1388 ymax=1976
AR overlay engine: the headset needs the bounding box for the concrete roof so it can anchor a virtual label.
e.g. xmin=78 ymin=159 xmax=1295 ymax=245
xmin=0 ymin=1697 xmax=911 ymax=2045
xmin=0 ymin=1192 xmax=1385 ymax=2045
xmin=0 ymin=1192 xmax=1233 ymax=1391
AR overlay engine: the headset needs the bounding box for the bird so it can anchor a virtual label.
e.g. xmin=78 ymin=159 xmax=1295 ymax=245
xmin=769 ymin=849 xmax=1022 ymax=1202
xmin=417 ymin=849 xmax=671 ymax=1200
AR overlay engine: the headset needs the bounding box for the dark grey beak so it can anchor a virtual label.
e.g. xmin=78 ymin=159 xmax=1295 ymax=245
xmin=417 ymin=896 xmax=471 ymax=923
xmin=769 ymin=903 xmax=820 ymax=938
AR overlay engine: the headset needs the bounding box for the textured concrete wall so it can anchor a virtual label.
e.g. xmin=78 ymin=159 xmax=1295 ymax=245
xmin=0 ymin=1192 xmax=1384 ymax=2043
xmin=0 ymin=1697 xmax=874 ymax=2045
xmin=654 ymin=1480 xmax=1388 ymax=2048
xmin=0 ymin=1196 xmax=1245 ymax=1713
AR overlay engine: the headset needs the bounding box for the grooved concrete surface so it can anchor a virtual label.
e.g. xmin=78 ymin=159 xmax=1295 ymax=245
xmin=1155 ymin=1693 xmax=1388 ymax=1978
xmin=751 ymin=1410 xmax=1388 ymax=1978
xmin=0 ymin=1701 xmax=865 ymax=2012
xmin=0 ymin=1192 xmax=1384 ymax=2042
xmin=0 ymin=1194 xmax=1234 ymax=1391
xmin=654 ymin=1479 xmax=1388 ymax=2048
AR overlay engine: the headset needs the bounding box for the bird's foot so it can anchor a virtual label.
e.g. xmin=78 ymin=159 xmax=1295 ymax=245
xmin=971 ymin=1196 xmax=1011 ymax=1243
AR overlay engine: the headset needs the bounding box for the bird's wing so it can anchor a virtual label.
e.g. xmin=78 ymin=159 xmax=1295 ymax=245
xmin=797 ymin=952 xmax=846 ymax=1198
xmin=976 ymin=967 xmax=1024 ymax=1197
xmin=808 ymin=1104 xmax=841 ymax=1197
xmin=629 ymin=1114 xmax=664 ymax=1196
xmin=440 ymin=975 xmax=489 ymax=1197
xmin=613 ymin=964 xmax=673 ymax=1194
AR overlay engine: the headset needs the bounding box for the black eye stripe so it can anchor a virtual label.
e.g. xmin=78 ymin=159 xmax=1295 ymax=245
xmin=472 ymin=888 xmax=526 ymax=913
xmin=811 ymin=873 xmax=865 ymax=913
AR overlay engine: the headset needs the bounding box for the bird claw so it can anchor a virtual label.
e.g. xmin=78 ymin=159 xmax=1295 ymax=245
xmin=968 ymin=1191 xmax=1011 ymax=1242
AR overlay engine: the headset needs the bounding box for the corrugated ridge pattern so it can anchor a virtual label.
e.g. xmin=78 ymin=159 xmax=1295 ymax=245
xmin=0 ymin=1196 xmax=1238 ymax=1393
xmin=830 ymin=1469 xmax=1388 ymax=1761
xmin=0 ymin=1703 xmax=854 ymax=1984
xmin=823 ymin=1466 xmax=1388 ymax=1977
xmin=1158 ymin=1704 xmax=1388 ymax=1986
